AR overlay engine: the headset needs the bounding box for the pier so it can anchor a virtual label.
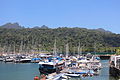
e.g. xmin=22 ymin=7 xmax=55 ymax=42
xmin=98 ymin=55 xmax=111 ymax=60
xmin=82 ymin=52 xmax=115 ymax=60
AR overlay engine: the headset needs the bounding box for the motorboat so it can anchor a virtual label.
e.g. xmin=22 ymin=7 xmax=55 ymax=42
xmin=39 ymin=57 xmax=65 ymax=74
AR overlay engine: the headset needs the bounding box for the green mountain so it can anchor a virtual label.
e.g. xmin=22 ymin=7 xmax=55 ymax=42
xmin=0 ymin=23 xmax=119 ymax=53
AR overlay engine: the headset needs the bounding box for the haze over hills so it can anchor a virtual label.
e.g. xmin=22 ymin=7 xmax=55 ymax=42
xmin=0 ymin=23 xmax=49 ymax=29
xmin=0 ymin=23 xmax=24 ymax=29
xmin=0 ymin=23 xmax=112 ymax=33
xmin=0 ymin=22 xmax=120 ymax=53
xmin=91 ymin=28 xmax=112 ymax=34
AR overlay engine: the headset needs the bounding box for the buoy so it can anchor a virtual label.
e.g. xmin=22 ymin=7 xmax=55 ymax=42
xmin=34 ymin=76 xmax=40 ymax=80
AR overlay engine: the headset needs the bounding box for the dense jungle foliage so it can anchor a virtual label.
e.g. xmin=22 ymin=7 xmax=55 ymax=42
xmin=0 ymin=23 xmax=120 ymax=54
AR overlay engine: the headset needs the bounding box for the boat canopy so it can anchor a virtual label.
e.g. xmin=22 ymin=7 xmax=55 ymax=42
xmin=31 ymin=58 xmax=41 ymax=61
xmin=77 ymin=60 xmax=89 ymax=63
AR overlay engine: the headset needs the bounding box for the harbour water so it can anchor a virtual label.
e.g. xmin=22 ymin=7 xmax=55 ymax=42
xmin=0 ymin=62 xmax=39 ymax=80
xmin=0 ymin=60 xmax=117 ymax=80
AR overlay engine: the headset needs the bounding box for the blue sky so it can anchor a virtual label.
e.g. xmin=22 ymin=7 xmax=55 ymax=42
xmin=0 ymin=0 xmax=120 ymax=33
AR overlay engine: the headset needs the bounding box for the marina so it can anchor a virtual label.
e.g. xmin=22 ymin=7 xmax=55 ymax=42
xmin=0 ymin=60 xmax=118 ymax=80
xmin=1 ymin=0 xmax=120 ymax=80
xmin=40 ymin=54 xmax=102 ymax=80
xmin=0 ymin=53 xmax=120 ymax=80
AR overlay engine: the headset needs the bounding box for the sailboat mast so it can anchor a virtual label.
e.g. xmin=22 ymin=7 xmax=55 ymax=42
xmin=66 ymin=43 xmax=69 ymax=58
xmin=53 ymin=39 xmax=57 ymax=56
xmin=13 ymin=42 xmax=16 ymax=54
xmin=78 ymin=42 xmax=80 ymax=55
xmin=20 ymin=40 xmax=23 ymax=53
xmin=94 ymin=42 xmax=96 ymax=55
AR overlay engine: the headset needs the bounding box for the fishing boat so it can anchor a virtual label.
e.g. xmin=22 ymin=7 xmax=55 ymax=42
xmin=39 ymin=39 xmax=65 ymax=74
xmin=39 ymin=57 xmax=65 ymax=74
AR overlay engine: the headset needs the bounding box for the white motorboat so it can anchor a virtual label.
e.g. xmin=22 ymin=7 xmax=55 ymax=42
xmin=65 ymin=73 xmax=80 ymax=77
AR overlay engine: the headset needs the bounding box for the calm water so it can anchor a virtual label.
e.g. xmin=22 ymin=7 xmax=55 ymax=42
xmin=0 ymin=62 xmax=39 ymax=80
xmin=0 ymin=60 xmax=117 ymax=80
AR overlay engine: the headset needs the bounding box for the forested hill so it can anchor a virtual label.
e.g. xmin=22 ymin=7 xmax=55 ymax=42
xmin=0 ymin=23 xmax=120 ymax=53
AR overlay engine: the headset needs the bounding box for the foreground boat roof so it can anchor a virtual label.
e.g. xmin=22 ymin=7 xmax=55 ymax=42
xmin=38 ymin=61 xmax=64 ymax=65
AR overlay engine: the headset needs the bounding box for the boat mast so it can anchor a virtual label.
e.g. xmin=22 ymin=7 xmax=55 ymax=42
xmin=66 ymin=43 xmax=69 ymax=58
xmin=94 ymin=42 xmax=96 ymax=55
xmin=20 ymin=40 xmax=23 ymax=53
xmin=3 ymin=46 xmax=5 ymax=54
xmin=53 ymin=39 xmax=57 ymax=57
xmin=80 ymin=46 xmax=83 ymax=55
xmin=78 ymin=42 xmax=80 ymax=56
xmin=78 ymin=42 xmax=83 ymax=57
xmin=13 ymin=42 xmax=16 ymax=54
xmin=7 ymin=45 xmax=11 ymax=54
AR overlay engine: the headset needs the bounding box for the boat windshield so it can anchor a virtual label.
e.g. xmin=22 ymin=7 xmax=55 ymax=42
xmin=42 ymin=64 xmax=54 ymax=69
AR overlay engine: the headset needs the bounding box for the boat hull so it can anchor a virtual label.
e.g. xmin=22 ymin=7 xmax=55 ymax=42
xmin=109 ymin=66 xmax=120 ymax=78
xmin=65 ymin=74 xmax=80 ymax=77
xmin=20 ymin=59 xmax=31 ymax=63
xmin=39 ymin=68 xmax=56 ymax=74
xmin=4 ymin=59 xmax=14 ymax=62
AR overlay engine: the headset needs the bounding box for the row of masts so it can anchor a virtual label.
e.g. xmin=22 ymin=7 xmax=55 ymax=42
xmin=0 ymin=40 xmax=44 ymax=54
xmin=0 ymin=39 xmax=98 ymax=55
xmin=53 ymin=39 xmax=84 ymax=57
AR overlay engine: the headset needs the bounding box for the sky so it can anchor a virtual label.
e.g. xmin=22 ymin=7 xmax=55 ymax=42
xmin=0 ymin=0 xmax=120 ymax=33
